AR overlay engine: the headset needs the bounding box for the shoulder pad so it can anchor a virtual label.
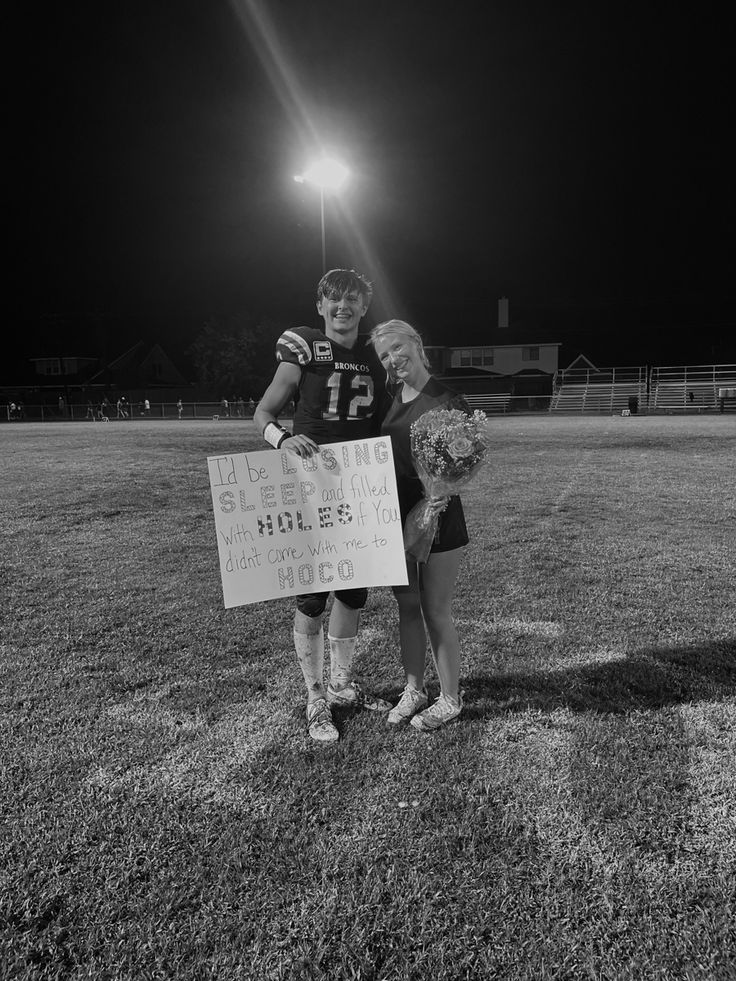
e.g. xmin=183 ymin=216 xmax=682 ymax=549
xmin=276 ymin=326 xmax=321 ymax=365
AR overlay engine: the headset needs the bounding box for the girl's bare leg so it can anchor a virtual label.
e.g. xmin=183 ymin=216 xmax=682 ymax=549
xmin=419 ymin=547 xmax=464 ymax=701
xmin=392 ymin=561 xmax=427 ymax=691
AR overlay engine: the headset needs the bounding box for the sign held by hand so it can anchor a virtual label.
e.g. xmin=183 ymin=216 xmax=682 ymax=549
xmin=207 ymin=437 xmax=408 ymax=608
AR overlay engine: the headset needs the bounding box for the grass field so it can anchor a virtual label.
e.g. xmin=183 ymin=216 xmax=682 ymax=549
xmin=2 ymin=415 xmax=735 ymax=981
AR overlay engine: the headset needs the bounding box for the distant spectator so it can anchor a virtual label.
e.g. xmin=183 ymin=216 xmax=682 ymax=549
xmin=220 ymin=397 xmax=229 ymax=418
xmin=248 ymin=397 xmax=256 ymax=417
xmin=144 ymin=398 xmax=151 ymax=417
xmin=86 ymin=401 xmax=95 ymax=421
xmin=236 ymin=396 xmax=245 ymax=418
xmin=177 ymin=399 xmax=184 ymax=420
xmin=120 ymin=396 xmax=129 ymax=419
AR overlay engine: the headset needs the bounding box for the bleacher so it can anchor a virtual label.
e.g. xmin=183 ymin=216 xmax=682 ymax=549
xmin=550 ymin=384 xmax=587 ymax=412
xmin=650 ymin=366 xmax=736 ymax=413
xmin=549 ymin=364 xmax=736 ymax=414
xmin=463 ymin=393 xmax=512 ymax=414
xmin=550 ymin=368 xmax=647 ymax=414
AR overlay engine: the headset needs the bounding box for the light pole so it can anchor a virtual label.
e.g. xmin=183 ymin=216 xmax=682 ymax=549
xmin=294 ymin=157 xmax=349 ymax=273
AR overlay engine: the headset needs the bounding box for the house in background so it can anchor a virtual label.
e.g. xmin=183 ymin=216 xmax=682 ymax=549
xmin=1 ymin=341 xmax=194 ymax=411
xmin=30 ymin=355 xmax=99 ymax=381
xmin=2 ymin=353 xmax=101 ymax=410
xmin=563 ymin=353 xmax=598 ymax=372
xmin=426 ymin=299 xmax=561 ymax=402
xmin=85 ymin=341 xmax=193 ymax=402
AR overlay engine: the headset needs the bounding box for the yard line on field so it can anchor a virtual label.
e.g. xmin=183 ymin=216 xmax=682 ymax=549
xmin=479 ymin=705 xmax=736 ymax=886
xmin=478 ymin=712 xmax=604 ymax=866
xmin=456 ymin=616 xmax=564 ymax=639
xmin=85 ymin=697 xmax=291 ymax=813
xmin=678 ymin=700 xmax=736 ymax=874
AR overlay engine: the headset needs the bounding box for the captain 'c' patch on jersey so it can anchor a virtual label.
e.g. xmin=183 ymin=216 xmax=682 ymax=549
xmin=313 ymin=340 xmax=333 ymax=362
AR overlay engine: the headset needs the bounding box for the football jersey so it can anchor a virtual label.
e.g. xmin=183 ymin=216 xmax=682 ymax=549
xmin=276 ymin=326 xmax=385 ymax=441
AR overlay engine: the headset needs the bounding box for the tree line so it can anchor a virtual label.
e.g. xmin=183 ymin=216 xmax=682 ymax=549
xmin=186 ymin=315 xmax=284 ymax=399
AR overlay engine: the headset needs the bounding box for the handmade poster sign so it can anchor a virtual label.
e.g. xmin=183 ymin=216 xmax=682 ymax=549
xmin=207 ymin=437 xmax=408 ymax=608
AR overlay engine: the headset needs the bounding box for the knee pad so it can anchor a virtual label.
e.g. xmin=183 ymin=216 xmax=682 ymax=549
xmin=296 ymin=592 xmax=328 ymax=618
xmin=334 ymin=587 xmax=368 ymax=611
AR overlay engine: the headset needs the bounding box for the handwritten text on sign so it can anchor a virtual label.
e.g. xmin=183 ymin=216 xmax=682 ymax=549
xmin=207 ymin=438 xmax=408 ymax=608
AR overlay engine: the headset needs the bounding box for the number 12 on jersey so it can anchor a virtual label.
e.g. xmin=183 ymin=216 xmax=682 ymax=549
xmin=323 ymin=371 xmax=374 ymax=420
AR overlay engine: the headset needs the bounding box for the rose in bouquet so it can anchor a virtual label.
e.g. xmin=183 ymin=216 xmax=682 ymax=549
xmin=403 ymin=407 xmax=489 ymax=562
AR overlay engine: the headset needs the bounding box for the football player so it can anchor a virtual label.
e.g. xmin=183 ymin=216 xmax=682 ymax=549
xmin=254 ymin=269 xmax=390 ymax=742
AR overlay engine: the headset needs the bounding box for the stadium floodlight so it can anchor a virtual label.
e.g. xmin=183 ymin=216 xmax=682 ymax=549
xmin=293 ymin=157 xmax=350 ymax=272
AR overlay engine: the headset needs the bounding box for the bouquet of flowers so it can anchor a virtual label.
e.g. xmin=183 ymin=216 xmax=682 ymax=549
xmin=403 ymin=407 xmax=489 ymax=563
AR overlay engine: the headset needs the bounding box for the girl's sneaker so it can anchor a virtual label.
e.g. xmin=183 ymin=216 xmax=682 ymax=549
xmin=387 ymin=685 xmax=429 ymax=725
xmin=326 ymin=681 xmax=391 ymax=712
xmin=410 ymin=691 xmax=464 ymax=731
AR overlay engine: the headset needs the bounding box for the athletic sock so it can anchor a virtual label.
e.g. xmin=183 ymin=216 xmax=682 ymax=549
xmin=328 ymin=635 xmax=357 ymax=691
xmin=294 ymin=627 xmax=325 ymax=701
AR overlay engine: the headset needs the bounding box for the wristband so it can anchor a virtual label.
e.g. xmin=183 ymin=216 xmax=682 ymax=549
xmin=263 ymin=422 xmax=292 ymax=449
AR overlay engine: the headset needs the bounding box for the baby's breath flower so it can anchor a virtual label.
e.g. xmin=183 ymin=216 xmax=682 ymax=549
xmin=410 ymin=406 xmax=488 ymax=486
xmin=404 ymin=405 xmax=489 ymax=562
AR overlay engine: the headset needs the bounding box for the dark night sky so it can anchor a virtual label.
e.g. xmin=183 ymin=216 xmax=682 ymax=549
xmin=11 ymin=0 xmax=736 ymax=369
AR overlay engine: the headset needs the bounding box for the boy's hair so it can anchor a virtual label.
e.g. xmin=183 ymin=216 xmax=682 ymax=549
xmin=369 ymin=319 xmax=431 ymax=369
xmin=317 ymin=268 xmax=373 ymax=303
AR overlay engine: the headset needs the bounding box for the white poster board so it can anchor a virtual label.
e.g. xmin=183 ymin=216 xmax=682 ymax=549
xmin=207 ymin=437 xmax=408 ymax=608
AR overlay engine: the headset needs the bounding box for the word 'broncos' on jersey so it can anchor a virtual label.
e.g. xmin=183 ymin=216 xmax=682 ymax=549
xmin=276 ymin=326 xmax=385 ymax=441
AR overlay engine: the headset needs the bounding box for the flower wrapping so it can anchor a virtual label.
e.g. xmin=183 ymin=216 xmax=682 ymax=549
xmin=403 ymin=407 xmax=489 ymax=562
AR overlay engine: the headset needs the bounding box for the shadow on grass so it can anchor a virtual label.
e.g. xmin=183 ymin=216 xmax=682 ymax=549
xmin=463 ymin=638 xmax=736 ymax=716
